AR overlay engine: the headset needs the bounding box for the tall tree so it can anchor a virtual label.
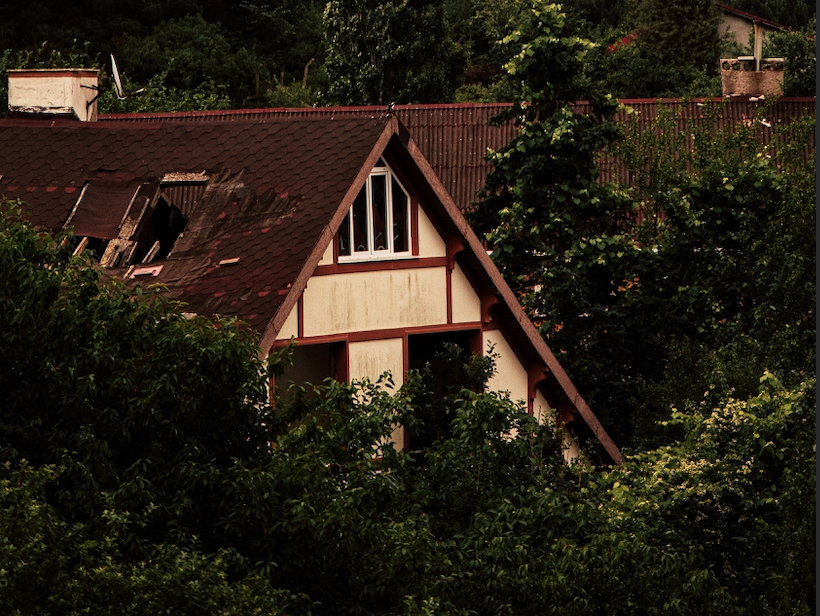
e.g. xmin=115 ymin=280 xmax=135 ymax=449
xmin=634 ymin=0 xmax=721 ymax=73
xmin=470 ymin=0 xmax=815 ymax=448
xmin=468 ymin=0 xmax=642 ymax=447
xmin=323 ymin=0 xmax=465 ymax=105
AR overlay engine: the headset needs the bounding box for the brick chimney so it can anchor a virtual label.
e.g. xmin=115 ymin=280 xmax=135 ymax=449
xmin=8 ymin=68 xmax=100 ymax=121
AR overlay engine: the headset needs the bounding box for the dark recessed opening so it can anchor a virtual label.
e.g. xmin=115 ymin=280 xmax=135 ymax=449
xmin=407 ymin=330 xmax=477 ymax=451
xmin=151 ymin=196 xmax=188 ymax=259
xmin=277 ymin=342 xmax=346 ymax=393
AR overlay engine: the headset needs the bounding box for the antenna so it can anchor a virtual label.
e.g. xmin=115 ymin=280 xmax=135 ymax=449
xmin=86 ymin=54 xmax=145 ymax=110
xmin=111 ymin=54 xmax=125 ymax=99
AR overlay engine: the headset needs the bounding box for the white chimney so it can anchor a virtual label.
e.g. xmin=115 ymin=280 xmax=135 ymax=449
xmin=8 ymin=68 xmax=100 ymax=121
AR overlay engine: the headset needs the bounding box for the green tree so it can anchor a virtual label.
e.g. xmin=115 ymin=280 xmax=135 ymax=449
xmin=323 ymin=0 xmax=465 ymax=105
xmin=634 ymin=0 xmax=721 ymax=74
xmin=0 ymin=198 xmax=814 ymax=614
xmin=767 ymin=19 xmax=817 ymax=97
xmin=616 ymin=102 xmax=816 ymax=446
xmin=0 ymin=198 xmax=273 ymax=550
xmin=468 ymin=0 xmax=645 ymax=447
xmin=120 ymin=14 xmax=258 ymax=107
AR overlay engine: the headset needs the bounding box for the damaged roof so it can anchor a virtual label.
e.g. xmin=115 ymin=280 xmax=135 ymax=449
xmin=0 ymin=114 xmax=391 ymax=332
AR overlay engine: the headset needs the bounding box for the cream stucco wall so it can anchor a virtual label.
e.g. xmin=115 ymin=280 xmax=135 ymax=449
xmin=483 ymin=329 xmax=528 ymax=405
xmin=533 ymin=390 xmax=582 ymax=465
xmin=533 ymin=390 xmax=551 ymax=424
xmin=8 ymin=69 xmax=100 ymax=121
xmin=349 ymin=338 xmax=405 ymax=449
xmin=302 ymin=267 xmax=447 ymax=336
xmin=417 ymin=206 xmax=446 ymax=257
xmin=317 ymin=241 xmax=334 ymax=265
xmin=276 ymin=305 xmax=299 ymax=340
xmin=348 ymin=338 xmax=404 ymax=388
xmin=451 ymin=262 xmax=481 ymax=323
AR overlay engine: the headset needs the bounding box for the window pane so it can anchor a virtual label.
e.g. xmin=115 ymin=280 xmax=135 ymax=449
xmin=339 ymin=209 xmax=351 ymax=256
xmin=371 ymin=174 xmax=388 ymax=251
xmin=352 ymin=186 xmax=369 ymax=252
xmin=392 ymin=177 xmax=409 ymax=252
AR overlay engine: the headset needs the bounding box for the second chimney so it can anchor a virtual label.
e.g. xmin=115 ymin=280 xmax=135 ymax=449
xmin=8 ymin=68 xmax=100 ymax=121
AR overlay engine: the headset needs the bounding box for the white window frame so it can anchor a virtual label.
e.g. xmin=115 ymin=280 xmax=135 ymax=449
xmin=338 ymin=160 xmax=412 ymax=262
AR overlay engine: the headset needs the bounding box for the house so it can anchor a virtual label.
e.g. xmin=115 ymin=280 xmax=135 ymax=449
xmin=0 ymin=69 xmax=623 ymax=464
xmin=715 ymin=2 xmax=789 ymax=51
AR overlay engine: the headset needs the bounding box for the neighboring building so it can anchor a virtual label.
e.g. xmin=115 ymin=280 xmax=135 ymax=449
xmin=0 ymin=69 xmax=623 ymax=464
xmin=716 ymin=2 xmax=789 ymax=51
xmin=716 ymin=3 xmax=788 ymax=96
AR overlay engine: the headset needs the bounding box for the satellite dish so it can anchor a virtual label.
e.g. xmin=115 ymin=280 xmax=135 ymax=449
xmin=111 ymin=54 xmax=125 ymax=99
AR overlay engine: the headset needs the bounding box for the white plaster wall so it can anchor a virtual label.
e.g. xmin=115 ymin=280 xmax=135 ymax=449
xmin=483 ymin=329 xmax=528 ymax=405
xmin=533 ymin=390 xmax=551 ymax=424
xmin=349 ymin=338 xmax=406 ymax=451
xmin=302 ymin=268 xmax=447 ymax=336
xmin=8 ymin=70 xmax=99 ymax=121
xmin=533 ymin=390 xmax=582 ymax=465
xmin=451 ymin=262 xmax=481 ymax=323
xmin=317 ymin=240 xmax=334 ymax=265
xmin=417 ymin=206 xmax=446 ymax=257
xmin=348 ymin=338 xmax=404 ymax=388
xmin=561 ymin=430 xmax=583 ymax=466
xmin=276 ymin=305 xmax=298 ymax=340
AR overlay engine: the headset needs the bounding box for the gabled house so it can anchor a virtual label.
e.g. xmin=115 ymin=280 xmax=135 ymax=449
xmin=0 ymin=69 xmax=623 ymax=464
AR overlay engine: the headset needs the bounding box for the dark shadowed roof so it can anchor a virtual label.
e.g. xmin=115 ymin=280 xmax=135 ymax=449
xmin=100 ymin=98 xmax=816 ymax=210
xmin=0 ymin=114 xmax=391 ymax=331
xmin=101 ymin=104 xmax=517 ymax=211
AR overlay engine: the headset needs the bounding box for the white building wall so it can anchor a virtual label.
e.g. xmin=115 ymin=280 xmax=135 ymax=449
xmin=417 ymin=206 xmax=446 ymax=257
xmin=451 ymin=262 xmax=481 ymax=323
xmin=302 ymin=267 xmax=447 ymax=336
xmin=483 ymin=329 xmax=529 ymax=406
xmin=348 ymin=338 xmax=404 ymax=388
xmin=276 ymin=305 xmax=298 ymax=340
xmin=349 ymin=338 xmax=405 ymax=450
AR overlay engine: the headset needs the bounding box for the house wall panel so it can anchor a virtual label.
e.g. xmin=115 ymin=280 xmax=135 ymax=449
xmin=417 ymin=205 xmax=446 ymax=257
xmin=302 ymin=267 xmax=447 ymax=336
xmin=348 ymin=338 xmax=405 ymax=387
xmin=276 ymin=305 xmax=298 ymax=340
xmin=533 ymin=390 xmax=551 ymax=424
xmin=451 ymin=262 xmax=481 ymax=323
xmin=483 ymin=329 xmax=529 ymax=406
xmin=349 ymin=337 xmax=406 ymax=450
xmin=318 ymin=241 xmax=334 ymax=265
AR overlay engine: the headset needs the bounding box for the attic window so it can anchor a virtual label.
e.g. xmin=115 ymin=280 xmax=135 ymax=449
xmin=338 ymin=161 xmax=410 ymax=260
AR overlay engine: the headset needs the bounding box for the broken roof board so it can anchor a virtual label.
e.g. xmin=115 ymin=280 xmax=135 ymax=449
xmin=0 ymin=113 xmax=622 ymax=463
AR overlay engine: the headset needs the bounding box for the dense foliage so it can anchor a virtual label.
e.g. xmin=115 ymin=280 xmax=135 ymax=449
xmin=0 ymin=201 xmax=814 ymax=614
xmin=0 ymin=1 xmax=815 ymax=611
xmin=470 ymin=2 xmax=815 ymax=450
xmin=0 ymin=0 xmax=815 ymax=109
xmin=322 ymin=0 xmax=464 ymax=105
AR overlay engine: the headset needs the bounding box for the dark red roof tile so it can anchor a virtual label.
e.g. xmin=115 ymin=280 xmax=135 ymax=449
xmin=1 ymin=115 xmax=389 ymax=328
